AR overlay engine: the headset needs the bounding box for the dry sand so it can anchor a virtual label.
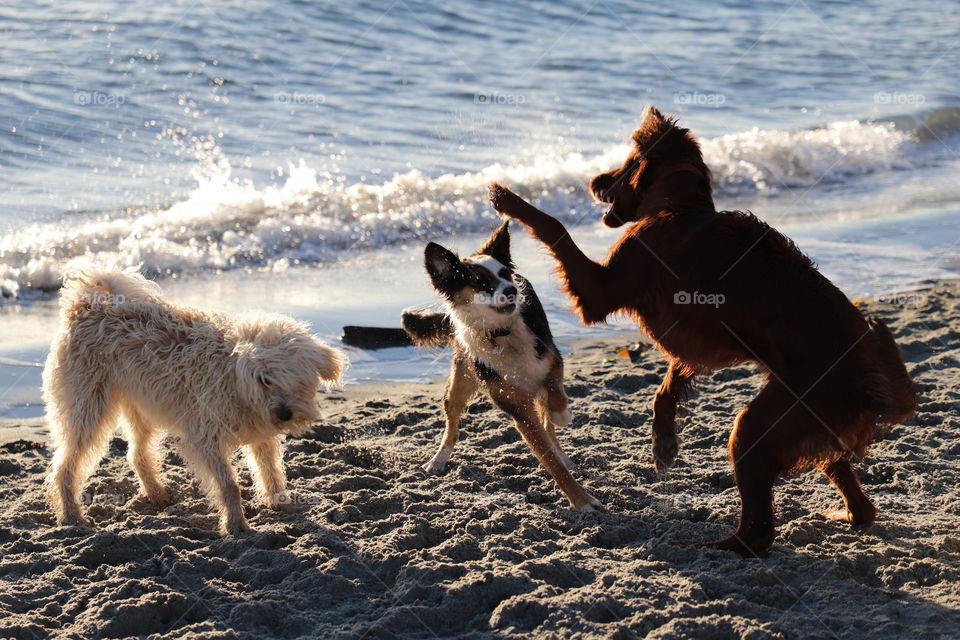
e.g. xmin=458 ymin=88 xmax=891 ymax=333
xmin=1 ymin=281 xmax=959 ymax=639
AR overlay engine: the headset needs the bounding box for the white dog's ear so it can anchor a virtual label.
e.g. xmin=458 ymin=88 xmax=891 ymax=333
xmin=313 ymin=344 xmax=345 ymax=383
xmin=234 ymin=344 xmax=270 ymax=398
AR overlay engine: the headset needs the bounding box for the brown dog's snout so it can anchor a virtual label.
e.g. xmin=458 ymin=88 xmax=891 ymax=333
xmin=589 ymin=172 xmax=616 ymax=203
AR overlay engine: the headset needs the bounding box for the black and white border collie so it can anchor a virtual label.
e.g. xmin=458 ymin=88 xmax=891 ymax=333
xmin=402 ymin=222 xmax=601 ymax=511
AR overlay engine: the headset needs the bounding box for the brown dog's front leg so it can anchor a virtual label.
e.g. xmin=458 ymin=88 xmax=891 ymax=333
xmin=651 ymin=361 xmax=694 ymax=473
xmin=488 ymin=183 xmax=614 ymax=324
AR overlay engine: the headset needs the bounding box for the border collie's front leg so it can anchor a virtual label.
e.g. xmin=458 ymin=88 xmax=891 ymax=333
xmin=424 ymin=356 xmax=478 ymax=474
xmin=489 ymin=183 xmax=615 ymax=324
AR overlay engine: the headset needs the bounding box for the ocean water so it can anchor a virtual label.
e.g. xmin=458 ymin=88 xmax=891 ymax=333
xmin=1 ymin=0 xmax=959 ymax=420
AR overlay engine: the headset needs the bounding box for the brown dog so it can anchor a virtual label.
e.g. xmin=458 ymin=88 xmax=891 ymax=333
xmin=488 ymin=106 xmax=916 ymax=555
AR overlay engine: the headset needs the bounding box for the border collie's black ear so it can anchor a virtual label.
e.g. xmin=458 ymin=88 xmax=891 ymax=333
xmin=477 ymin=220 xmax=512 ymax=267
xmin=425 ymin=242 xmax=464 ymax=289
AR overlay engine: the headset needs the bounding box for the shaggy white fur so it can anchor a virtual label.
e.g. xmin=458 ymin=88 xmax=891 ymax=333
xmin=43 ymin=266 xmax=346 ymax=535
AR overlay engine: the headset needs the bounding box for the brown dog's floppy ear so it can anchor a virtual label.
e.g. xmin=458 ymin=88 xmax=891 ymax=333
xmin=476 ymin=220 xmax=512 ymax=267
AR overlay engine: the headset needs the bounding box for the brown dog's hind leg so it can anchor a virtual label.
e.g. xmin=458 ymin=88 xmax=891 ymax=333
xmin=652 ymin=361 xmax=694 ymax=473
xmin=698 ymin=383 xmax=794 ymax=556
xmin=489 ymin=380 xmax=600 ymax=511
xmin=423 ymin=357 xmax=478 ymax=474
xmin=820 ymin=456 xmax=876 ymax=525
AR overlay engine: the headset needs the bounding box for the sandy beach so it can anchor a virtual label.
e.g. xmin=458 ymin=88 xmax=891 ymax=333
xmin=0 ymin=280 xmax=957 ymax=639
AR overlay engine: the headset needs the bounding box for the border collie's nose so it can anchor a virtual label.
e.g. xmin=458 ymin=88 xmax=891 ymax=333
xmin=503 ymin=286 xmax=517 ymax=299
xmin=276 ymin=405 xmax=293 ymax=422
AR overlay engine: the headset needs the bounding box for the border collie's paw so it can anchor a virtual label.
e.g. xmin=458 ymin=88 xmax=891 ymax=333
xmin=422 ymin=457 xmax=449 ymax=475
xmin=653 ymin=435 xmax=679 ymax=473
xmin=575 ymin=494 xmax=604 ymax=512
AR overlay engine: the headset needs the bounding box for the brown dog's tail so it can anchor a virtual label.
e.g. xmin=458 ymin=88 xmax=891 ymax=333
xmin=865 ymin=315 xmax=917 ymax=425
xmin=401 ymin=309 xmax=453 ymax=348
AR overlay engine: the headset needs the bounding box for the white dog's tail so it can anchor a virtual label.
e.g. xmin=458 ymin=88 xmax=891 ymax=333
xmin=59 ymin=265 xmax=162 ymax=317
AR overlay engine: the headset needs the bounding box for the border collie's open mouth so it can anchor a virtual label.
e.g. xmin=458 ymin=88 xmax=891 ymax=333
xmin=492 ymin=303 xmax=516 ymax=314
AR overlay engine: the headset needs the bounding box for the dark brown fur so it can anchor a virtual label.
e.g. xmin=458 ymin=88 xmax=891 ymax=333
xmin=489 ymin=106 xmax=916 ymax=555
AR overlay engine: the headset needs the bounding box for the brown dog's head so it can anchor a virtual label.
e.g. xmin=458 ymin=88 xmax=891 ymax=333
xmin=590 ymin=106 xmax=712 ymax=227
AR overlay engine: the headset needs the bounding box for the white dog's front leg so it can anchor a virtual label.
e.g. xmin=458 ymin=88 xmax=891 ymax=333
xmin=244 ymin=436 xmax=300 ymax=512
xmin=187 ymin=443 xmax=250 ymax=535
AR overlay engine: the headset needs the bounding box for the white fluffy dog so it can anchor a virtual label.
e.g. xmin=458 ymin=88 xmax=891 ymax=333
xmin=44 ymin=266 xmax=345 ymax=534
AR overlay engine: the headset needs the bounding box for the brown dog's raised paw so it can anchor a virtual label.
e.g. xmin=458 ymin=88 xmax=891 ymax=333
xmin=488 ymin=182 xmax=522 ymax=214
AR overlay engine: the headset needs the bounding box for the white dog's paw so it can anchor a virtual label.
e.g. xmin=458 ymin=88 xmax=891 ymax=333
xmin=221 ymin=515 xmax=252 ymax=536
xmin=422 ymin=449 xmax=452 ymax=475
xmin=58 ymin=512 xmax=93 ymax=528
xmin=145 ymin=486 xmax=175 ymax=508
